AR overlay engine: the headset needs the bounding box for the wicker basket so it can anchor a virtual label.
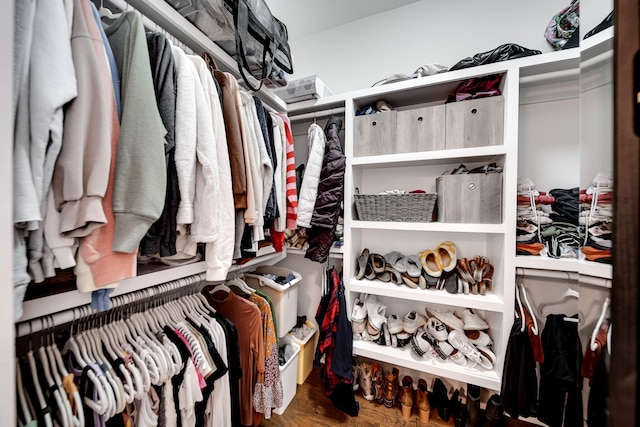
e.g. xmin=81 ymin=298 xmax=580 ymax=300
xmin=354 ymin=193 xmax=437 ymax=222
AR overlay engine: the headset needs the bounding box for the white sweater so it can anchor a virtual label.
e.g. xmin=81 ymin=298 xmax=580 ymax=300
xmin=296 ymin=124 xmax=326 ymax=228
xmin=188 ymin=55 xmax=235 ymax=281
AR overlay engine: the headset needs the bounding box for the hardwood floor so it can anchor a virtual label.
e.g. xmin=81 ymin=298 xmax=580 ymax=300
xmin=262 ymin=367 xmax=538 ymax=427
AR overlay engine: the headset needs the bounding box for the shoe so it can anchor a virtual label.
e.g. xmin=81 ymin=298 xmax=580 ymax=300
xmin=465 ymin=330 xmax=493 ymax=347
xmin=352 ymin=364 xmax=359 ymax=391
xmin=403 ymin=311 xmax=427 ymax=334
xmin=365 ymin=321 xmax=381 ymax=340
xmin=415 ymin=379 xmax=430 ymax=423
xmin=433 ymin=340 xmax=455 ymax=361
xmin=384 ymin=251 xmax=407 ymax=273
xmin=351 ymin=296 xmax=367 ymax=322
xmin=419 ymin=249 xmax=442 ymax=277
xmin=466 ymin=384 xmax=481 ymax=427
xmin=382 ymin=368 xmax=399 ymax=408
xmin=358 ymin=363 xmax=374 ymax=401
xmin=382 ymin=322 xmax=392 ymax=347
xmin=387 ymin=314 xmax=403 ymax=334
xmin=371 ymin=362 xmax=384 ymax=401
xmin=456 ymin=257 xmax=475 ymax=285
xmin=426 ymin=308 xmax=464 ymax=331
xmin=484 ymin=394 xmax=505 ymax=427
xmin=370 ymin=252 xmax=386 ymax=274
xmin=401 ymin=272 xmax=419 ymax=289
xmin=352 ymin=317 xmax=367 ymax=335
xmin=463 ymin=309 xmax=489 ymax=330
xmin=385 ymin=265 xmax=403 ymax=285
xmin=435 ymin=241 xmax=457 ymax=272
xmin=449 ymin=349 xmax=467 ymax=367
xmin=403 ymin=254 xmax=423 ymax=277
xmin=411 ymin=328 xmax=435 ymax=359
xmin=396 ymin=332 xmax=412 ymax=348
xmin=426 ymin=317 xmax=449 ymax=341
xmin=365 ymin=295 xmax=387 ymax=331
xmin=447 ymin=329 xmax=487 ymax=369
xmin=391 ymin=333 xmax=398 ymax=347
xmin=443 ymin=270 xmax=459 ymax=294
xmin=355 ymin=248 xmax=370 ymax=280
xmin=400 ymin=376 xmax=414 ymax=420
xmin=476 ymin=346 xmax=496 ymax=369
xmin=430 ymin=378 xmax=449 ymax=421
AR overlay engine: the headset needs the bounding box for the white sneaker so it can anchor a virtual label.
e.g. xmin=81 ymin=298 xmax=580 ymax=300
xmin=403 ymin=311 xmax=427 ymax=334
xmin=462 ymin=309 xmax=489 ymax=331
xmin=465 ymin=330 xmax=493 ymax=347
xmin=411 ymin=327 xmax=436 ymax=359
xmin=426 ymin=308 xmax=464 ymax=331
xmin=477 ymin=346 xmax=496 ymax=369
xmin=447 ymin=329 xmax=486 ymax=368
xmin=387 ymin=314 xmax=403 ymax=335
xmin=449 ymin=349 xmax=467 ymax=367
xmin=365 ymin=294 xmax=387 ymax=331
xmin=426 ymin=317 xmax=449 ymax=341
xmin=351 ymin=296 xmax=367 ymax=322
xmin=433 ymin=340 xmax=455 ymax=361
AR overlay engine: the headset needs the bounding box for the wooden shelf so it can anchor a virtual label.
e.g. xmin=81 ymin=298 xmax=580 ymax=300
xmin=353 ymin=340 xmax=501 ymax=391
xmin=347 ymin=279 xmax=504 ymax=312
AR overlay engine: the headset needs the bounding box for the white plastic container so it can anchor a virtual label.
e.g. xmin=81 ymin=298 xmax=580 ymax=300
xmin=244 ymin=266 xmax=302 ymax=338
xmin=273 ymin=335 xmax=300 ymax=415
xmin=274 ymin=75 xmax=333 ymax=103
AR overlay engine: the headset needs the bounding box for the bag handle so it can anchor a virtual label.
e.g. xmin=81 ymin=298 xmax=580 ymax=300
xmin=235 ymin=0 xmax=271 ymax=91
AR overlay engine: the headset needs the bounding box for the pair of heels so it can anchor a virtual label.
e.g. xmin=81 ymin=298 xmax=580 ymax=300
xmin=455 ymin=255 xmax=494 ymax=295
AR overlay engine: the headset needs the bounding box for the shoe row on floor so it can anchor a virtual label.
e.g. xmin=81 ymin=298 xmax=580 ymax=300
xmin=352 ymin=294 xmax=496 ymax=370
xmin=354 ymin=242 xmax=494 ymax=296
xmin=353 ymin=363 xmax=506 ymax=426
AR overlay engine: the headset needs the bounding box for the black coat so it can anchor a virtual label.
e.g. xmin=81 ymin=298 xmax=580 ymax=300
xmin=306 ymin=116 xmax=345 ymax=263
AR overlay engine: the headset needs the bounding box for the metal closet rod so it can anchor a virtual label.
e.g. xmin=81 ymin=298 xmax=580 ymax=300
xmin=516 ymin=267 xmax=612 ymax=288
xmin=15 ymin=273 xmax=205 ymax=338
xmin=289 ymin=107 xmax=346 ymax=122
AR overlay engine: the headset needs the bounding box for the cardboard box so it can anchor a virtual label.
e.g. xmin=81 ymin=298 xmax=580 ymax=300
xmin=274 ymin=75 xmax=333 ymax=103
xmin=436 ymin=173 xmax=502 ymax=223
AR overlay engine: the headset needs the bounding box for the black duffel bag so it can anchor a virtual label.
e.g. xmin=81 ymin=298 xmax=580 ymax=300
xmin=166 ymin=0 xmax=293 ymax=90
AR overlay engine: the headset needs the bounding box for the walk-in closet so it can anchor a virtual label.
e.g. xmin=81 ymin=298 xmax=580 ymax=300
xmin=5 ymin=0 xmax=637 ymax=426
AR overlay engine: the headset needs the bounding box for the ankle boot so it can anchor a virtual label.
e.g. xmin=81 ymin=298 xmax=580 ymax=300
xmin=465 ymin=384 xmax=481 ymax=427
xmin=382 ymin=367 xmax=399 ymax=408
xmin=415 ymin=378 xmax=430 ymax=423
xmin=431 ymin=378 xmax=449 ymax=420
xmin=450 ymin=389 xmax=465 ymax=427
xmin=484 ymin=394 xmax=505 ymax=427
xmin=358 ymin=363 xmax=374 ymax=401
xmin=371 ymin=362 xmax=384 ymax=402
xmin=400 ymin=376 xmax=414 ymax=420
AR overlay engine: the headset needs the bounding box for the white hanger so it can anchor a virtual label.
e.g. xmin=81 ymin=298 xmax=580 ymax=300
xmin=590 ymin=297 xmax=610 ymax=351
xmin=538 ymin=285 xmax=580 ymax=322
xmin=38 ymin=345 xmax=70 ymax=427
xmin=607 ymin=324 xmax=612 ymax=354
xmin=99 ymin=0 xmax=121 ymax=20
xmin=520 ymin=283 xmax=539 ymax=335
xmin=26 ymin=349 xmax=54 ymax=427
xmin=226 ymin=274 xmax=255 ymax=295
xmin=40 ymin=316 xmax=74 ymax=427
xmin=16 ymin=358 xmax=33 ymax=425
xmin=514 ymin=281 xmax=526 ymax=332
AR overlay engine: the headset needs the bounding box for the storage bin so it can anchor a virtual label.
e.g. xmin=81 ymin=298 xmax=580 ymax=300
xmin=445 ymin=96 xmax=504 ymax=149
xmin=395 ymin=105 xmax=446 ymax=153
xmin=273 ymin=335 xmax=300 ymax=415
xmin=354 ymin=193 xmax=437 ymax=222
xmin=274 ymin=75 xmax=333 ymax=103
xmin=289 ymin=322 xmax=318 ymax=385
xmin=244 ymin=266 xmax=302 ymax=338
xmin=353 ymin=111 xmax=396 ymax=157
xmin=436 ymin=173 xmax=502 ymax=223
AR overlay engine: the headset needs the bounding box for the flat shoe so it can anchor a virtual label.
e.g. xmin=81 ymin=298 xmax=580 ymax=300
xmin=403 ymin=255 xmax=423 ymax=277
xmin=355 ymin=248 xmax=370 ymax=280
xmin=384 ymin=251 xmax=407 ymax=273
xmin=419 ymin=249 xmax=442 ymax=278
xmin=435 ymin=241 xmax=457 ymax=272
xmin=370 ymin=252 xmax=386 ymax=274
xmin=401 ymin=272 xmax=419 ymax=289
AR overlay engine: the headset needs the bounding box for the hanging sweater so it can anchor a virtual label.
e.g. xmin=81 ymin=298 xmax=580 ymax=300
xmin=188 ymin=55 xmax=235 ymax=281
xmin=105 ymin=11 xmax=167 ymax=253
xmin=278 ymin=114 xmax=298 ymax=230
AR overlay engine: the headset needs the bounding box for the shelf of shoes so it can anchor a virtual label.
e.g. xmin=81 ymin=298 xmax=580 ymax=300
xmin=348 ymin=279 xmax=504 ymax=312
xmin=353 ymin=340 xmax=501 ymax=391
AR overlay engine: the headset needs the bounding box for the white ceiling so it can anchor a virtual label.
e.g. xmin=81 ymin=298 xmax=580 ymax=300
xmin=265 ymin=0 xmax=421 ymax=41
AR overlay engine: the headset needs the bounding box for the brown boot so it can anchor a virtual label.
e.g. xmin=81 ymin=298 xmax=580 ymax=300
xmin=371 ymin=362 xmax=384 ymax=402
xmin=415 ymin=378 xmax=431 ymax=423
xmin=400 ymin=376 xmax=414 ymax=420
xmin=358 ymin=363 xmax=374 ymax=401
xmin=382 ymin=367 xmax=399 ymax=408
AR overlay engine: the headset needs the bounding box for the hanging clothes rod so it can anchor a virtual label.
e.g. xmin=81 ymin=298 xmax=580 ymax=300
xmin=16 ymin=273 xmax=206 ymax=338
xmin=289 ymin=107 xmax=346 ymax=122
xmin=516 ymin=267 xmax=612 ymax=289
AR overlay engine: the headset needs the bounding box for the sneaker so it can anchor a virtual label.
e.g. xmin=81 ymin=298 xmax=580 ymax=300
xmin=426 ymin=317 xmax=449 ymax=341
xmin=463 ymin=309 xmax=489 ymax=331
xmin=411 ymin=328 xmax=435 ymax=359
xmin=365 ymin=294 xmax=387 ymax=331
xmin=465 ymin=330 xmax=493 ymax=347
xmin=449 ymin=349 xmax=467 ymax=367
xmin=396 ymin=332 xmax=412 ymax=348
xmin=426 ymin=308 xmax=464 ymax=331
xmin=366 ymin=321 xmax=381 ymax=340
xmin=476 ymin=346 xmax=496 ymax=369
xmin=433 ymin=340 xmax=455 ymax=360
xmin=352 ymin=317 xmax=367 ymax=334
xmin=382 ymin=323 xmax=392 ymax=347
xmin=447 ymin=329 xmax=486 ymax=368
xmin=403 ymin=311 xmax=427 ymax=334
xmin=387 ymin=314 xmax=403 ymax=335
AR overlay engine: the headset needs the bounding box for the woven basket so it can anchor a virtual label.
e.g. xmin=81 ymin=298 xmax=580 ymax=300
xmin=354 ymin=193 xmax=437 ymax=222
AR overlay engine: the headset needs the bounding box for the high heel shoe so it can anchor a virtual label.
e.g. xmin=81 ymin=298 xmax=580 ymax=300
xmin=400 ymin=376 xmax=413 ymax=420
xmin=415 ymin=378 xmax=430 ymax=423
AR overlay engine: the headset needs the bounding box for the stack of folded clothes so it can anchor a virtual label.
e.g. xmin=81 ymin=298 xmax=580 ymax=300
xmin=516 ymin=178 xmax=550 ymax=256
xmin=580 ymin=172 xmax=613 ymax=264
xmin=541 ymin=188 xmax=581 ymax=259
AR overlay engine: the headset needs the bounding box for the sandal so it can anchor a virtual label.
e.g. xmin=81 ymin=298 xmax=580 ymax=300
xmin=355 ymin=248 xmax=370 ymax=280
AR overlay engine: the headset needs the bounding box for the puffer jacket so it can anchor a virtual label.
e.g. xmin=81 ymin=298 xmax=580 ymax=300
xmin=296 ymin=123 xmax=326 ymax=228
xmin=306 ymin=116 xmax=346 ymax=263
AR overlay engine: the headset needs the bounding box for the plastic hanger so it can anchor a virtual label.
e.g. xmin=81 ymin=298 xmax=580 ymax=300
xmin=514 ymin=282 xmax=526 ymax=333
xmin=38 ymin=345 xmax=70 ymax=427
xmin=99 ymin=0 xmax=122 ymax=21
xmin=537 ymin=284 xmax=580 ymax=322
xmin=26 ymin=349 xmax=54 ymax=427
xmin=227 ymin=274 xmax=255 ymax=295
xmin=590 ymin=297 xmax=610 ymax=351
xmin=607 ymin=324 xmax=612 ymax=354
xmin=520 ymin=283 xmax=539 ymax=335
xmin=16 ymin=358 xmax=33 ymax=425
xmin=39 ymin=316 xmax=73 ymax=427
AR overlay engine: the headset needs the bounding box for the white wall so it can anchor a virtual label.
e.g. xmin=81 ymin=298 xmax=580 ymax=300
xmin=288 ymin=0 xmax=574 ymax=94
